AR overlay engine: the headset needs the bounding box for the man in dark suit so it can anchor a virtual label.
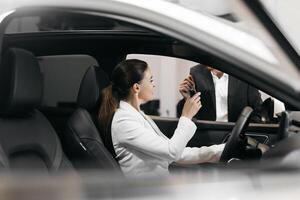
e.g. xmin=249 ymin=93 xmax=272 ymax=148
xmin=177 ymin=64 xmax=262 ymax=122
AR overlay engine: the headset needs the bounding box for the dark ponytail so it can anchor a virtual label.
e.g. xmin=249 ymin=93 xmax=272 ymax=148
xmin=98 ymin=85 xmax=118 ymax=131
xmin=98 ymin=59 xmax=148 ymax=131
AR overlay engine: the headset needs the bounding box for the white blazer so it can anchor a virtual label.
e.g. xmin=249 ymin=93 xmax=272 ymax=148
xmin=111 ymin=101 xmax=224 ymax=177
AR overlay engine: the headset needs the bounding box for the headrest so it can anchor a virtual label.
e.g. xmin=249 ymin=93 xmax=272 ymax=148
xmin=77 ymin=66 xmax=110 ymax=113
xmin=0 ymin=48 xmax=42 ymax=117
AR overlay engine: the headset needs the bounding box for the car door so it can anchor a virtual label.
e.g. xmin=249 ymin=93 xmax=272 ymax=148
xmin=0 ymin=0 xmax=299 ymax=151
xmin=153 ymin=116 xmax=279 ymax=147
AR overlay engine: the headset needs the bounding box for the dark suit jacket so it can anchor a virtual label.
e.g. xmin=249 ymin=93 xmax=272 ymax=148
xmin=177 ymin=65 xmax=262 ymax=122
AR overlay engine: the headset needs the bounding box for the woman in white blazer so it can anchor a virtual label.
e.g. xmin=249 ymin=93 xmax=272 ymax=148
xmin=99 ymin=59 xmax=224 ymax=177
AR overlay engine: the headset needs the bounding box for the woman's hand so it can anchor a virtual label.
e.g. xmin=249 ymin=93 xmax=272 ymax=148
xmin=181 ymin=92 xmax=202 ymax=119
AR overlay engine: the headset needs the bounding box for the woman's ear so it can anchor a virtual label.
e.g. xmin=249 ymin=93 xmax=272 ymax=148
xmin=132 ymin=83 xmax=140 ymax=94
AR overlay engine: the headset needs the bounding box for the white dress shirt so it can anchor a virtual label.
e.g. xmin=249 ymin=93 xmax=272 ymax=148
xmin=211 ymin=72 xmax=229 ymax=122
xmin=112 ymin=101 xmax=225 ymax=177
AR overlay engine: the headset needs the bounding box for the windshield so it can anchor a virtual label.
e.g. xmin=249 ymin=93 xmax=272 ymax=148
xmin=164 ymin=0 xmax=237 ymax=21
xmin=162 ymin=0 xmax=300 ymax=79
xmin=260 ymin=0 xmax=300 ymax=55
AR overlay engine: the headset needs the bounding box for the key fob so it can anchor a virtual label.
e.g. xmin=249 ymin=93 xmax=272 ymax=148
xmin=189 ymin=89 xmax=196 ymax=97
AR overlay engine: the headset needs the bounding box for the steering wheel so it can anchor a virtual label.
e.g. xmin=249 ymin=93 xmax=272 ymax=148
xmin=220 ymin=107 xmax=253 ymax=162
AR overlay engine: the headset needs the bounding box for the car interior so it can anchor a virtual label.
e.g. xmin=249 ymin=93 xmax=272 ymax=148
xmin=0 ymin=48 xmax=73 ymax=171
xmin=0 ymin=8 xmax=300 ymax=174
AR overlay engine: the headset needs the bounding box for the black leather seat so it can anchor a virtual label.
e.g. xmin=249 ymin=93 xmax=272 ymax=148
xmin=0 ymin=48 xmax=73 ymax=171
xmin=63 ymin=65 xmax=120 ymax=171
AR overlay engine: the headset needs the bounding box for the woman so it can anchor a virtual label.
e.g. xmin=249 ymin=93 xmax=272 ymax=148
xmin=99 ymin=59 xmax=224 ymax=177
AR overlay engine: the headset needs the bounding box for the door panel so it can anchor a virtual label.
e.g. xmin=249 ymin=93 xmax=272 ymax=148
xmin=152 ymin=116 xmax=279 ymax=147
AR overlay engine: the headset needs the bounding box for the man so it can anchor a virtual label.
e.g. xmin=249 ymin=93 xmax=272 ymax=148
xmin=177 ymin=64 xmax=262 ymax=122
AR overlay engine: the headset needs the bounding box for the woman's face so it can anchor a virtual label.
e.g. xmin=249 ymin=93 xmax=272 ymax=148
xmin=138 ymin=67 xmax=155 ymax=102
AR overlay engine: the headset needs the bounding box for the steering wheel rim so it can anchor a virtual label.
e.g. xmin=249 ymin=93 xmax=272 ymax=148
xmin=220 ymin=107 xmax=254 ymax=162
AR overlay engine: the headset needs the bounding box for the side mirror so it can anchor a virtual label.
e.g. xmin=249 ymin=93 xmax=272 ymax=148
xmin=260 ymin=97 xmax=275 ymax=123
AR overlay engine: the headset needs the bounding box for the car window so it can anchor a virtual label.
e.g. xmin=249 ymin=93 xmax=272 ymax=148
xmin=127 ymin=54 xmax=285 ymax=123
xmin=127 ymin=54 xmax=197 ymax=118
xmin=38 ymin=55 xmax=98 ymax=108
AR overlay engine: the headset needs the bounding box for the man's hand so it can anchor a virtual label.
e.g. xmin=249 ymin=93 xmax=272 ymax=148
xmin=179 ymin=75 xmax=195 ymax=99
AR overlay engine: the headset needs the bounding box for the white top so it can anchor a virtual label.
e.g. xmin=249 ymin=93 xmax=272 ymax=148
xmin=112 ymin=101 xmax=225 ymax=177
xmin=211 ymin=72 xmax=229 ymax=122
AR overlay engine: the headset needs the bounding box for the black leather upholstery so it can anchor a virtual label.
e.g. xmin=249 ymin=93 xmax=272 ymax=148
xmin=77 ymin=66 xmax=110 ymax=113
xmin=0 ymin=144 xmax=9 ymax=169
xmin=0 ymin=48 xmax=42 ymax=117
xmin=0 ymin=48 xmax=72 ymax=171
xmin=65 ymin=108 xmax=120 ymax=170
xmin=64 ymin=66 xmax=120 ymax=172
